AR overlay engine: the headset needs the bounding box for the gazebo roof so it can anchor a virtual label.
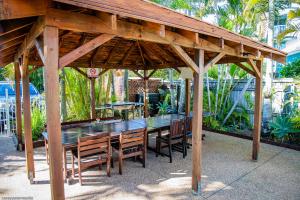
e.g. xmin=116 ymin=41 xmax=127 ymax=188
xmin=0 ymin=0 xmax=287 ymax=69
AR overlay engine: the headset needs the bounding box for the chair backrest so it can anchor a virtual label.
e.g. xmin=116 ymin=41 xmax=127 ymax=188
xmin=120 ymin=128 xmax=146 ymax=149
xmin=170 ymin=119 xmax=184 ymax=137
xmin=78 ymin=132 xmax=110 ymax=158
xmin=185 ymin=116 xmax=193 ymax=132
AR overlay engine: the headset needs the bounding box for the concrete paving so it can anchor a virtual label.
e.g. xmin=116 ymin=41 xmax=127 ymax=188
xmin=0 ymin=131 xmax=299 ymax=200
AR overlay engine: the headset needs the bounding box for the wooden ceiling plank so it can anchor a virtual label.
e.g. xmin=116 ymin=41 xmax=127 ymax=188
xmin=121 ymin=42 xmax=136 ymax=65
xmin=0 ymin=22 xmax=33 ymax=36
xmin=170 ymin=44 xmax=199 ymax=74
xmin=59 ymin=34 xmax=115 ymax=69
xmin=0 ymin=33 xmax=27 ymax=46
xmin=0 ymin=38 xmax=23 ymax=52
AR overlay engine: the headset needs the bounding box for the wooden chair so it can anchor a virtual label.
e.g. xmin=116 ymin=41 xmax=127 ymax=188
xmin=185 ymin=116 xmax=193 ymax=147
xmin=156 ymin=119 xmax=187 ymax=163
xmin=71 ymin=132 xmax=111 ymax=185
xmin=184 ymin=116 xmax=205 ymax=147
xmin=114 ymin=128 xmax=147 ymax=175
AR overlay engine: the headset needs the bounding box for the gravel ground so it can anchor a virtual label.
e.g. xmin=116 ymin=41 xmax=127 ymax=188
xmin=0 ymin=131 xmax=299 ymax=200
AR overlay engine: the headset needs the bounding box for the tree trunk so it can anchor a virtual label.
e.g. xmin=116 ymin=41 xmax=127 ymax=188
xmin=214 ymin=65 xmax=221 ymax=118
xmin=60 ymin=68 xmax=67 ymax=121
xmin=178 ymin=78 xmax=185 ymax=113
xmin=263 ymin=0 xmax=275 ymax=121
xmin=206 ymin=73 xmax=212 ymax=114
xmin=169 ymin=69 xmax=175 ymax=110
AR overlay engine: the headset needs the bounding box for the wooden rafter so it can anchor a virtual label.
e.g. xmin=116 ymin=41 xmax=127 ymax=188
xmin=59 ymin=34 xmax=115 ymax=69
xmin=121 ymin=42 xmax=136 ymax=65
xmin=140 ymin=42 xmax=163 ymax=64
xmin=0 ymin=38 xmax=23 ymax=52
xmin=0 ymin=22 xmax=33 ymax=36
xmin=152 ymin=43 xmax=177 ymax=63
xmin=15 ymin=16 xmax=45 ymax=60
xmin=204 ymin=52 xmax=225 ymax=72
xmin=170 ymin=44 xmax=199 ymax=74
xmin=0 ymin=33 xmax=27 ymax=46
xmin=90 ymin=47 xmax=100 ymax=66
xmin=105 ymin=42 xmax=120 ymax=65
xmin=247 ymin=58 xmax=261 ymax=78
xmin=137 ymin=41 xmax=146 ymax=66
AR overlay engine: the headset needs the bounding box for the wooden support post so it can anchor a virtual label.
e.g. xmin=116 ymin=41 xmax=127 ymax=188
xmin=185 ymin=79 xmax=190 ymax=116
xmin=21 ymin=50 xmax=35 ymax=181
xmin=44 ymin=26 xmax=65 ymax=200
xmin=143 ymin=70 xmax=148 ymax=118
xmin=192 ymin=49 xmax=204 ymax=195
xmin=90 ymin=77 xmax=96 ymax=119
xmin=252 ymin=59 xmax=263 ymax=160
xmin=14 ymin=62 xmax=23 ymax=151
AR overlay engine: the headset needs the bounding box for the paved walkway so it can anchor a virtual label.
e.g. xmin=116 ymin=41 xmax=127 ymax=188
xmin=0 ymin=131 xmax=299 ymax=200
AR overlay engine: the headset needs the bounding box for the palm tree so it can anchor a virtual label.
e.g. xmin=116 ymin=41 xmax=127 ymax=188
xmin=277 ymin=5 xmax=300 ymax=43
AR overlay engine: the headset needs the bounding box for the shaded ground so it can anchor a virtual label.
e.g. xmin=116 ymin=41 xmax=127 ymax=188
xmin=0 ymin=131 xmax=299 ymax=200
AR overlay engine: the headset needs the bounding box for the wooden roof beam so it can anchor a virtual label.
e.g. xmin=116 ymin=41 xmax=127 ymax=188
xmin=247 ymin=58 xmax=261 ymax=78
xmin=235 ymin=63 xmax=256 ymax=77
xmin=72 ymin=67 xmax=90 ymax=79
xmin=45 ymin=9 xmax=283 ymax=63
xmin=34 ymin=37 xmax=45 ymax=65
xmin=204 ymin=52 xmax=225 ymax=73
xmin=15 ymin=16 xmax=45 ymax=61
xmin=0 ymin=0 xmax=46 ymax=20
xmin=170 ymin=44 xmax=199 ymax=74
xmin=144 ymin=22 xmax=165 ymax=38
xmin=96 ymin=12 xmax=117 ymax=30
xmin=131 ymin=70 xmax=144 ymax=79
xmin=147 ymin=69 xmax=157 ymax=79
xmin=59 ymin=34 xmax=115 ymax=69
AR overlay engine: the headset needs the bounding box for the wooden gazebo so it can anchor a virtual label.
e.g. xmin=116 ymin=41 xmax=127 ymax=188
xmin=0 ymin=0 xmax=286 ymax=199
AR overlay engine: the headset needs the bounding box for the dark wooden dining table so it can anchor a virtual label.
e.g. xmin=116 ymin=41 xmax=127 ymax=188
xmin=42 ymin=114 xmax=186 ymax=181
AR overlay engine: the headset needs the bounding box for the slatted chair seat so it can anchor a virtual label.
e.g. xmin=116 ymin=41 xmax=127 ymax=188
xmin=71 ymin=132 xmax=111 ymax=185
xmin=113 ymin=128 xmax=147 ymax=175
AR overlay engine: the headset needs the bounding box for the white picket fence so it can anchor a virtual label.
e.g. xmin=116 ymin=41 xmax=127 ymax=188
xmin=0 ymin=89 xmax=44 ymax=136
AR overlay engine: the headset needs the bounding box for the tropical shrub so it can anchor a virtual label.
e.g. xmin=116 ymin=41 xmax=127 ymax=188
xmin=157 ymin=93 xmax=171 ymax=115
xmin=280 ymin=59 xmax=300 ymax=79
xmin=30 ymin=106 xmax=46 ymax=141
xmin=269 ymin=115 xmax=299 ymax=142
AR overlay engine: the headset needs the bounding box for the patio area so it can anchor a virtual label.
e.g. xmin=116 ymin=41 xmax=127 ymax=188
xmin=1 ymin=131 xmax=299 ymax=200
